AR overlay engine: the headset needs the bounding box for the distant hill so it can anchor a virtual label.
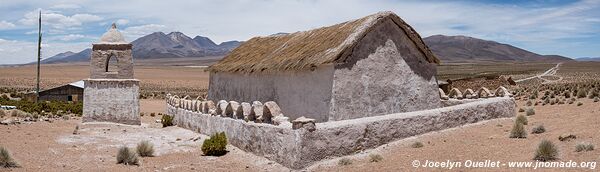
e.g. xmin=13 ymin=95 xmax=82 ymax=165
xmin=576 ymin=57 xmax=600 ymax=61
xmin=423 ymin=35 xmax=573 ymax=63
xmin=40 ymin=32 xmax=241 ymax=64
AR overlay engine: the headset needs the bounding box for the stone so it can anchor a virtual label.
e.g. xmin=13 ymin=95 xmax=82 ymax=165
xmin=495 ymin=86 xmax=512 ymax=97
xmin=216 ymin=100 xmax=228 ymax=116
xmin=273 ymin=115 xmax=291 ymax=126
xmin=477 ymin=87 xmax=493 ymax=98
xmin=238 ymin=102 xmax=252 ymax=120
xmin=204 ymin=100 xmax=216 ymax=115
xmin=261 ymin=101 xmax=282 ymax=124
xmin=225 ymin=101 xmax=240 ymax=118
xmin=249 ymin=101 xmax=263 ymax=122
xmin=463 ymin=89 xmax=475 ymax=99
xmin=292 ymin=116 xmax=316 ymax=130
xmin=439 ymin=88 xmax=449 ymax=100
xmin=1 ymin=118 xmax=14 ymax=125
xmin=448 ymin=88 xmax=463 ymax=99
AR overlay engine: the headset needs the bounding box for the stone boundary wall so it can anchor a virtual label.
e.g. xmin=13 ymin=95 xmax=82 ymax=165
xmin=166 ymin=96 xmax=515 ymax=169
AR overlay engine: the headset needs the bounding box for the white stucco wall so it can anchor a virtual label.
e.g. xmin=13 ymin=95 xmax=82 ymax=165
xmin=330 ymin=18 xmax=442 ymax=121
xmin=208 ymin=66 xmax=334 ymax=122
xmin=83 ymin=79 xmax=140 ymax=125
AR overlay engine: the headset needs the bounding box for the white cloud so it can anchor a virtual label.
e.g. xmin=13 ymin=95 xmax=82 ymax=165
xmin=50 ymin=4 xmax=81 ymax=9
xmin=0 ymin=21 xmax=16 ymax=29
xmin=19 ymin=9 xmax=103 ymax=29
xmin=121 ymin=24 xmax=168 ymax=40
xmin=0 ymin=38 xmax=88 ymax=64
xmin=58 ymin=34 xmax=85 ymax=41
xmin=116 ymin=19 xmax=129 ymax=25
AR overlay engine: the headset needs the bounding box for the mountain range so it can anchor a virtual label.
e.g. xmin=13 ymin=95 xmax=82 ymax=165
xmin=575 ymin=57 xmax=600 ymax=61
xmin=41 ymin=34 xmax=575 ymax=64
xmin=40 ymin=32 xmax=241 ymax=64
xmin=423 ymin=35 xmax=573 ymax=62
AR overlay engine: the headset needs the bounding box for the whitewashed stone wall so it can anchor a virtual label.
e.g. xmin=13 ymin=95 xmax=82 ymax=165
xmin=83 ymin=79 xmax=140 ymax=125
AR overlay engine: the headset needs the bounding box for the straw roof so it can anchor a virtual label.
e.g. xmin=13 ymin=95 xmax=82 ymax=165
xmin=209 ymin=11 xmax=439 ymax=73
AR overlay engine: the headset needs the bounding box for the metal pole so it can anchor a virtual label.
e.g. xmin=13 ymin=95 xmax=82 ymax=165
xmin=36 ymin=10 xmax=42 ymax=102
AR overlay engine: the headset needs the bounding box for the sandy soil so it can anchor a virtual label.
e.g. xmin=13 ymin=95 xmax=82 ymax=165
xmin=2 ymin=97 xmax=598 ymax=171
xmin=309 ymin=98 xmax=600 ymax=171
xmin=0 ymin=115 xmax=287 ymax=172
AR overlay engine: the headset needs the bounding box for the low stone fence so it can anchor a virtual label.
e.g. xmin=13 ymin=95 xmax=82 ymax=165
xmin=440 ymin=86 xmax=512 ymax=100
xmin=166 ymin=96 xmax=515 ymax=169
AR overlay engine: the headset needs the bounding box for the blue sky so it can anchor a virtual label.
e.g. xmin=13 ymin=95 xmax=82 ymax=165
xmin=1 ymin=0 xmax=599 ymax=64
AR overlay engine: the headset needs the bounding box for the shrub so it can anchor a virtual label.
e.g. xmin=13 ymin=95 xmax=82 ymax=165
xmin=0 ymin=110 xmax=4 ymax=118
xmin=136 ymin=141 xmax=154 ymax=157
xmin=518 ymin=108 xmax=525 ymax=112
xmin=577 ymin=102 xmax=583 ymax=106
xmin=526 ymin=108 xmax=535 ymax=116
xmin=534 ymin=140 xmax=558 ymax=162
xmin=116 ymin=146 xmax=139 ymax=165
xmin=577 ymin=89 xmax=587 ymax=98
xmin=0 ymin=146 xmax=19 ymax=168
xmin=509 ymin=121 xmax=527 ymax=138
xmin=516 ymin=115 xmax=528 ymax=125
xmin=338 ymin=158 xmax=352 ymax=166
xmin=411 ymin=142 xmax=424 ymax=148
xmin=526 ymin=100 xmax=533 ymax=106
xmin=594 ymin=97 xmax=599 ymax=102
xmin=564 ymin=91 xmax=571 ymax=98
xmin=531 ymin=125 xmax=545 ymax=134
xmin=161 ymin=115 xmax=174 ymax=127
xmin=201 ymin=132 xmax=228 ymax=156
xmin=369 ymin=154 xmax=383 ymax=162
xmin=575 ymin=143 xmax=594 ymax=152
xmin=150 ymin=113 xmax=156 ymax=117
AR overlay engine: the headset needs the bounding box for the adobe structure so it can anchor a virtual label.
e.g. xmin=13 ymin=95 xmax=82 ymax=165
xmin=208 ymin=11 xmax=441 ymax=122
xmin=166 ymin=11 xmax=516 ymax=169
xmin=82 ymin=24 xmax=140 ymax=125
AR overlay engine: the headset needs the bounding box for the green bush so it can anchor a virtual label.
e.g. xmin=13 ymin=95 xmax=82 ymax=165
xmin=0 ymin=146 xmax=19 ymax=168
xmin=534 ymin=140 xmax=558 ymax=162
xmin=368 ymin=154 xmax=383 ymax=162
xmin=531 ymin=125 xmax=545 ymax=134
xmin=117 ymin=146 xmax=139 ymax=165
xmin=201 ymin=132 xmax=228 ymax=156
xmin=516 ymin=115 xmax=528 ymax=125
xmin=136 ymin=141 xmax=154 ymax=157
xmin=0 ymin=99 xmax=82 ymax=116
xmin=509 ymin=121 xmax=527 ymax=138
xmin=161 ymin=115 xmax=174 ymax=127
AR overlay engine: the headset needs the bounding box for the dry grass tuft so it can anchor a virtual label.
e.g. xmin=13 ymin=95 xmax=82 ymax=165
xmin=534 ymin=140 xmax=558 ymax=162
xmin=575 ymin=143 xmax=594 ymax=152
xmin=509 ymin=121 xmax=527 ymax=138
xmin=411 ymin=142 xmax=424 ymax=148
xmin=368 ymin=154 xmax=383 ymax=162
xmin=136 ymin=141 xmax=154 ymax=157
xmin=531 ymin=125 xmax=546 ymax=134
xmin=0 ymin=146 xmax=20 ymax=168
xmin=338 ymin=158 xmax=353 ymax=166
xmin=117 ymin=146 xmax=139 ymax=166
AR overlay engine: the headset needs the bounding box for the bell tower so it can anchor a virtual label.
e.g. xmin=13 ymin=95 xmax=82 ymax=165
xmin=82 ymin=23 xmax=140 ymax=125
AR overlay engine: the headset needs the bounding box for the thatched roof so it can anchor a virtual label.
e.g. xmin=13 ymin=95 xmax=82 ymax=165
xmin=209 ymin=11 xmax=439 ymax=73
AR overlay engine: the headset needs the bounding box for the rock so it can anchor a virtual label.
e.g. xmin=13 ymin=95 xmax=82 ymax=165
xmin=273 ymin=115 xmax=291 ymax=126
xmin=1 ymin=118 xmax=14 ymax=125
xmin=225 ymin=101 xmax=240 ymax=118
xmin=249 ymin=101 xmax=263 ymax=122
xmin=237 ymin=102 xmax=252 ymax=120
xmin=292 ymin=116 xmax=316 ymax=131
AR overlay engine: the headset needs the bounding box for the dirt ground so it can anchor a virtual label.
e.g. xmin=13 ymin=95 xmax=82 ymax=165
xmin=1 ymin=97 xmax=598 ymax=171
